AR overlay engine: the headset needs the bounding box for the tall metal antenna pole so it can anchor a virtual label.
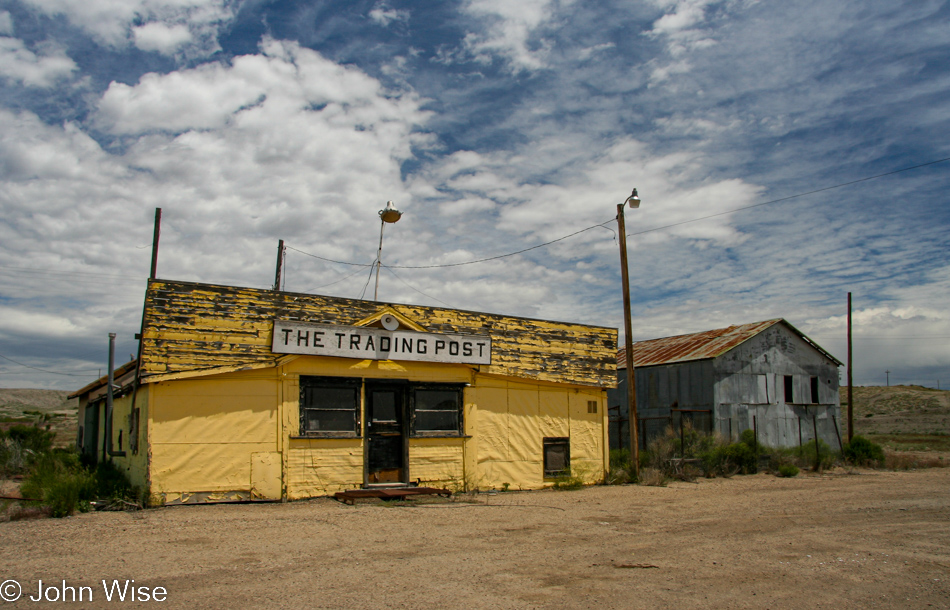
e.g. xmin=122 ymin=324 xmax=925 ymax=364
xmin=374 ymin=219 xmax=386 ymax=301
xmin=150 ymin=208 xmax=162 ymax=280
xmin=274 ymin=239 xmax=285 ymax=291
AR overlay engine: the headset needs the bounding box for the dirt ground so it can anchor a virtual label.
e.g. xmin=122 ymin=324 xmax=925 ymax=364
xmin=2 ymin=468 xmax=950 ymax=609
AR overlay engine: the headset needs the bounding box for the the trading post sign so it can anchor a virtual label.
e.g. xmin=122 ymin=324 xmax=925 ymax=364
xmin=272 ymin=320 xmax=492 ymax=365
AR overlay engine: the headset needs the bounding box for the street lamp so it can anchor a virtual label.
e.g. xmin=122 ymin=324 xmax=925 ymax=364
xmin=616 ymin=188 xmax=641 ymax=480
xmin=374 ymin=200 xmax=402 ymax=301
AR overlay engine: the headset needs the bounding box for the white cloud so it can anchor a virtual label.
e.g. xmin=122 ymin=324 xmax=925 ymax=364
xmin=577 ymin=42 xmax=615 ymax=61
xmin=369 ymin=5 xmax=409 ymax=27
xmin=132 ymin=22 xmax=193 ymax=55
xmin=20 ymin=0 xmax=236 ymax=56
xmin=1 ymin=38 xmax=432 ymax=316
xmin=0 ymin=11 xmax=13 ymax=35
xmin=0 ymin=37 xmax=76 ymax=87
xmin=460 ymin=0 xmax=556 ymax=73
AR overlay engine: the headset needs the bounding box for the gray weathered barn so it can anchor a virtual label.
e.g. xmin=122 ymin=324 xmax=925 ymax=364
xmin=608 ymin=319 xmax=843 ymax=451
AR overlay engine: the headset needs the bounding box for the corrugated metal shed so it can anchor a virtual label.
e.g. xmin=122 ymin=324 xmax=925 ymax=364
xmin=618 ymin=319 xmax=841 ymax=369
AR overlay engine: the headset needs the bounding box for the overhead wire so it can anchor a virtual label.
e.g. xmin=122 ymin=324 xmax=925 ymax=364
xmin=382 ymin=266 xmax=454 ymax=307
xmin=0 ymin=353 xmax=99 ymax=377
xmin=285 ymin=156 xmax=950 ymax=271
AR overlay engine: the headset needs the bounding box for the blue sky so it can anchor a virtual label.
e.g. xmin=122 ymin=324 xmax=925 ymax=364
xmin=1 ymin=0 xmax=948 ymax=390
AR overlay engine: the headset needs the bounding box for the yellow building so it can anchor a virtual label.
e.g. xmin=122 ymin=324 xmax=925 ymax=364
xmin=72 ymin=279 xmax=617 ymax=505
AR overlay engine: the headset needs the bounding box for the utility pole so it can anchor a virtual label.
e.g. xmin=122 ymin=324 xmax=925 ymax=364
xmin=886 ymin=370 xmax=890 ymax=387
xmin=847 ymin=292 xmax=853 ymax=442
xmin=104 ymin=332 xmax=115 ymax=463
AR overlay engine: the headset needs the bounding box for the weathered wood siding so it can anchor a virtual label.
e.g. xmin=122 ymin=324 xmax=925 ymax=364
xmin=608 ymin=321 xmax=841 ymax=450
xmin=139 ymin=280 xmax=616 ymax=388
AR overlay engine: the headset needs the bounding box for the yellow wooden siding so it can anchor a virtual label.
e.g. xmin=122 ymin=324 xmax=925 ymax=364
xmin=285 ymin=438 xmax=363 ymax=498
xmin=408 ymin=438 xmax=464 ymax=487
xmin=469 ymin=375 xmax=606 ymax=490
xmin=147 ymin=372 xmax=279 ymax=501
xmin=568 ymin=390 xmax=606 ymax=483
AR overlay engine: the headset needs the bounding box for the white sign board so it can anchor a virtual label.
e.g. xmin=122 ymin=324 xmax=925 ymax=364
xmin=272 ymin=320 xmax=492 ymax=365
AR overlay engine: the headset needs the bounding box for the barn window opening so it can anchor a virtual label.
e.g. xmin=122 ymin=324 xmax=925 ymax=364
xmin=588 ymin=400 xmax=598 ymax=414
xmin=784 ymin=375 xmax=794 ymax=403
xmin=543 ymin=437 xmax=570 ymax=477
xmin=411 ymin=384 xmax=463 ymax=435
xmin=810 ymin=376 xmax=819 ymax=404
xmin=299 ymin=376 xmax=361 ymax=437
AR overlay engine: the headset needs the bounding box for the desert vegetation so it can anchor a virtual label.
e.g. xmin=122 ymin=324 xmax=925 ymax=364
xmin=0 ymin=422 xmax=144 ymax=521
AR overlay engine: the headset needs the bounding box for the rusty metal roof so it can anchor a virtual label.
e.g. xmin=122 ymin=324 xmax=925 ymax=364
xmin=618 ymin=318 xmax=840 ymax=368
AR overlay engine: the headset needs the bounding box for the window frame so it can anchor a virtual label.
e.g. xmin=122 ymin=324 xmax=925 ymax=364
xmin=810 ymin=376 xmax=820 ymax=404
xmin=784 ymin=375 xmax=795 ymax=404
xmin=298 ymin=375 xmax=362 ymax=438
xmin=543 ymin=437 xmax=571 ymax=477
xmin=409 ymin=383 xmax=465 ymax=437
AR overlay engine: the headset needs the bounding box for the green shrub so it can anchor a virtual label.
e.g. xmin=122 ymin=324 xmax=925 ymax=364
xmin=610 ymin=448 xmax=632 ymax=470
xmin=5 ymin=424 xmax=55 ymax=455
xmin=94 ymin=461 xmax=136 ymax=500
xmin=20 ymin=451 xmax=96 ymax=518
xmin=777 ymin=464 xmax=799 ymax=478
xmin=551 ymin=467 xmax=585 ymax=490
xmin=712 ymin=442 xmax=758 ymax=475
xmin=739 ymin=429 xmax=760 ymax=452
xmin=1 ymin=424 xmax=55 ymax=475
xmin=842 ymin=435 xmax=885 ymax=467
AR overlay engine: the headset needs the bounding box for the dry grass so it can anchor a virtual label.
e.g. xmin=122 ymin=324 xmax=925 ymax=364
xmin=866 ymin=433 xmax=950 ymax=452
xmin=884 ymin=451 xmax=950 ymax=470
xmin=638 ymin=467 xmax=667 ymax=487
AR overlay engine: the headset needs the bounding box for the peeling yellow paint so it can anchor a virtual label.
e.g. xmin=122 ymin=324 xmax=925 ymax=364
xmin=78 ymin=279 xmax=614 ymax=505
xmin=140 ymin=280 xmax=616 ymax=388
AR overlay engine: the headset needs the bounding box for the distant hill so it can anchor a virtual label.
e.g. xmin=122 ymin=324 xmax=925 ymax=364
xmin=0 ymin=388 xmax=78 ymax=446
xmin=840 ymin=385 xmax=950 ymax=437
xmin=840 ymin=385 xmax=950 ymax=416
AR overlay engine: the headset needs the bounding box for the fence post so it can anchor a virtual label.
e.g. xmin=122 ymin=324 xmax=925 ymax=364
xmin=753 ymin=414 xmax=758 ymax=454
xmin=812 ymin=414 xmax=820 ymax=471
xmin=832 ymin=414 xmax=843 ymax=450
xmin=679 ymin=414 xmax=685 ymax=458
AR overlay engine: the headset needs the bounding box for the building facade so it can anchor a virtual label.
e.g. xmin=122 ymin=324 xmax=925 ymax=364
xmin=608 ymin=319 xmax=842 ymax=451
xmin=72 ymin=280 xmax=616 ymax=504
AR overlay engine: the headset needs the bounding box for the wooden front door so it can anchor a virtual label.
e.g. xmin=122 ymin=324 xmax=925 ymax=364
xmin=365 ymin=382 xmax=406 ymax=485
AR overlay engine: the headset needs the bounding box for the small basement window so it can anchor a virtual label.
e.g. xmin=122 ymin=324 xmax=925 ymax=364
xmin=543 ymin=437 xmax=570 ymax=477
xmin=810 ymin=376 xmax=820 ymax=404
xmin=299 ymin=376 xmax=361 ymax=437
xmin=784 ymin=375 xmax=794 ymax=404
xmin=411 ymin=384 xmax=463 ymax=435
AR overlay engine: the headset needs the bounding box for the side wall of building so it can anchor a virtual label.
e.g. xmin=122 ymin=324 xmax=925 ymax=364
xmin=607 ymin=361 xmax=715 ymax=450
xmin=147 ymin=372 xmax=280 ymax=504
xmin=713 ymin=324 xmax=841 ymax=449
xmin=142 ymin=357 xmax=607 ymax=503
xmin=75 ymin=387 xmax=150 ymax=495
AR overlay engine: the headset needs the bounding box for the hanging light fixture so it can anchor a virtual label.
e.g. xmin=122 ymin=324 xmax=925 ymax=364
xmin=374 ymin=201 xmax=402 ymax=300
